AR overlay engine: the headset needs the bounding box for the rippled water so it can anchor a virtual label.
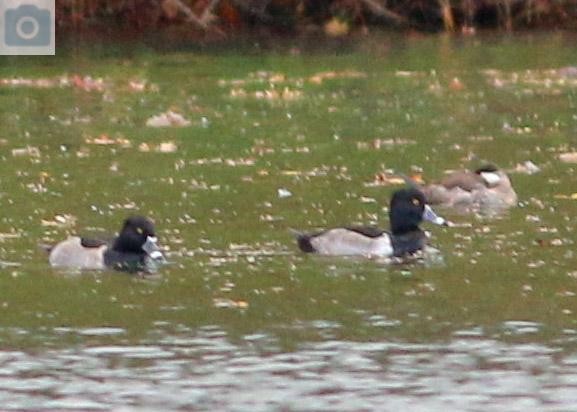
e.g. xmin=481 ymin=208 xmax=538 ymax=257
xmin=1 ymin=325 xmax=577 ymax=411
xmin=2 ymin=32 xmax=577 ymax=410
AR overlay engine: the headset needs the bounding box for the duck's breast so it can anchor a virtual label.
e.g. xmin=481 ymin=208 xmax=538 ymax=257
xmin=49 ymin=237 xmax=107 ymax=269
xmin=310 ymin=228 xmax=392 ymax=256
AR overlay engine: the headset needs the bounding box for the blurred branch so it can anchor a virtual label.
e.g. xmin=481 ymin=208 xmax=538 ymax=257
xmin=359 ymin=0 xmax=406 ymax=24
xmin=163 ymin=0 xmax=221 ymax=30
xmin=201 ymin=0 xmax=221 ymax=23
xmin=437 ymin=0 xmax=455 ymax=31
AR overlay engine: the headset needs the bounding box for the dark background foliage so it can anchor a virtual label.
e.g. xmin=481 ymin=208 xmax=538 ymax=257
xmin=54 ymin=0 xmax=577 ymax=35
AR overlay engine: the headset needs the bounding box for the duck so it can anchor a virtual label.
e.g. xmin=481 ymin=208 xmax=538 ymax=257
xmin=421 ymin=164 xmax=517 ymax=212
xmin=296 ymin=187 xmax=447 ymax=257
xmin=47 ymin=215 xmax=166 ymax=272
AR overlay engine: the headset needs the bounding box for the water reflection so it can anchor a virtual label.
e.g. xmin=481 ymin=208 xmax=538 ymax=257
xmin=0 ymin=326 xmax=575 ymax=411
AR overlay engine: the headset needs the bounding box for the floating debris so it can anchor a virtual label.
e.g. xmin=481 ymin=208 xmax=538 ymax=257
xmin=0 ymin=74 xmax=156 ymax=93
xmin=157 ymin=141 xmax=178 ymax=153
xmin=127 ymin=79 xmax=159 ymax=92
xmin=71 ymin=75 xmax=105 ymax=92
xmin=511 ymin=160 xmax=540 ymax=174
xmin=186 ymin=157 xmax=255 ymax=166
xmin=360 ymin=196 xmax=376 ymax=203
xmin=256 ymin=87 xmax=302 ymax=101
xmin=395 ymin=71 xmax=426 ymax=78
xmin=357 ymin=138 xmax=416 ymax=150
xmin=482 ymin=68 xmax=577 ymax=95
xmin=225 ymin=158 xmax=255 ymax=166
xmin=0 ymin=76 xmax=68 ymax=88
xmin=502 ymin=123 xmax=533 ymax=134
xmin=277 ymin=188 xmax=292 ymax=198
xmin=213 ymin=298 xmax=249 ymax=309
xmin=222 ymin=70 xmax=366 ymax=102
xmin=0 ymin=232 xmax=21 ymax=240
xmin=553 ymin=193 xmax=577 ymax=200
xmin=308 ymin=70 xmax=367 ymax=84
xmin=251 ymin=142 xmax=275 ymax=155
xmin=11 ymin=146 xmax=40 ymax=157
xmin=41 ymin=214 xmax=77 ymax=228
xmin=559 ymin=66 xmax=577 ymax=78
xmin=467 ymin=135 xmax=494 ymax=142
xmin=559 ymin=152 xmax=577 ymax=163
xmin=106 ymin=202 xmax=137 ymax=210
xmin=230 ymin=87 xmax=303 ymax=101
xmin=365 ymin=172 xmax=409 ymax=187
xmin=49 ymin=114 xmax=92 ymax=126
xmin=449 ymin=77 xmax=466 ymax=91
xmin=138 ymin=143 xmax=151 ymax=152
xmin=260 ymin=214 xmax=283 ymax=222
xmin=146 ymin=110 xmax=191 ymax=127
xmin=85 ymin=134 xmax=131 ymax=147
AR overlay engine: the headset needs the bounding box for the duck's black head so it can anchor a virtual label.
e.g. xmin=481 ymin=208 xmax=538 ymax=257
xmin=105 ymin=216 xmax=165 ymax=272
xmin=389 ymin=188 xmax=447 ymax=257
xmin=389 ymin=188 xmax=446 ymax=235
xmin=113 ymin=216 xmax=157 ymax=254
xmin=389 ymin=188 xmax=426 ymax=235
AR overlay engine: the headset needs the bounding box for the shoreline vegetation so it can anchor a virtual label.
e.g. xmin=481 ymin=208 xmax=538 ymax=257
xmin=56 ymin=0 xmax=577 ymax=38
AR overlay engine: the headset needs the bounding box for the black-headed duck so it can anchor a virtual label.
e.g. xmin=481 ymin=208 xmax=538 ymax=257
xmin=296 ymin=188 xmax=447 ymax=257
xmin=47 ymin=216 xmax=165 ymax=272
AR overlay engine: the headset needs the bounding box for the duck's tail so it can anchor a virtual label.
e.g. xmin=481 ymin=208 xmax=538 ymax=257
xmin=289 ymin=229 xmax=316 ymax=253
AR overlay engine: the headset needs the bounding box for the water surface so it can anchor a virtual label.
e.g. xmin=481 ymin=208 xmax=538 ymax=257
xmin=0 ymin=32 xmax=577 ymax=410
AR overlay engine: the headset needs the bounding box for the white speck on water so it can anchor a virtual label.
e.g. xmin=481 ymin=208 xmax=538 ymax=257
xmin=277 ymin=188 xmax=292 ymax=198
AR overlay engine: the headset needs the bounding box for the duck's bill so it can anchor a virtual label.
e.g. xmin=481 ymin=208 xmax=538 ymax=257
xmin=142 ymin=236 xmax=166 ymax=262
xmin=423 ymin=205 xmax=449 ymax=226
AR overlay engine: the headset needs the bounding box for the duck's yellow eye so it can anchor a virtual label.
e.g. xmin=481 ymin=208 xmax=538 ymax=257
xmin=136 ymin=227 xmax=143 ymax=235
xmin=412 ymin=198 xmax=421 ymax=206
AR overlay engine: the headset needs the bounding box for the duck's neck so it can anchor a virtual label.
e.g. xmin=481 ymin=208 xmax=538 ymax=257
xmin=390 ymin=221 xmax=419 ymax=236
xmin=391 ymin=229 xmax=427 ymax=257
xmin=112 ymin=236 xmax=143 ymax=254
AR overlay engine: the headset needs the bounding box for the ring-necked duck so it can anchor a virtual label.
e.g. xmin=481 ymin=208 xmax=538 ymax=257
xmin=296 ymin=188 xmax=447 ymax=257
xmin=47 ymin=215 xmax=166 ymax=272
xmin=421 ymin=165 xmax=517 ymax=212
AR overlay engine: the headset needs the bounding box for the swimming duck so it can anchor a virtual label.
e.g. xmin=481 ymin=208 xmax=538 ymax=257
xmin=47 ymin=215 xmax=165 ymax=272
xmin=296 ymin=188 xmax=447 ymax=257
xmin=421 ymin=165 xmax=517 ymax=212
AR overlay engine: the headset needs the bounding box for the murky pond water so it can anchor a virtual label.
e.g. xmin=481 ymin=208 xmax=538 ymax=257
xmin=1 ymin=32 xmax=577 ymax=410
